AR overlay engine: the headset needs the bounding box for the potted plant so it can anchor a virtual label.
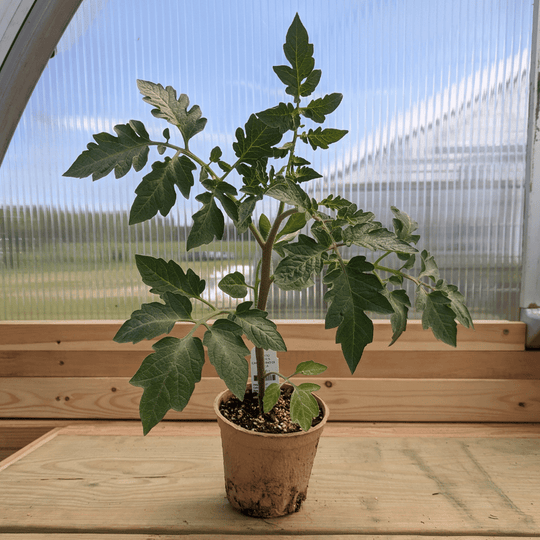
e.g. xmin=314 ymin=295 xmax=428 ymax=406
xmin=64 ymin=14 xmax=472 ymax=517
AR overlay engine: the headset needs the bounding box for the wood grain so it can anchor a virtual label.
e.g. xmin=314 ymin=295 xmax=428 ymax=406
xmin=1 ymin=377 xmax=539 ymax=422
xmin=4 ymin=533 xmax=538 ymax=540
xmin=3 ymin=348 xmax=539 ymax=379
xmin=0 ymin=431 xmax=539 ymax=535
xmin=0 ymin=320 xmax=524 ymax=349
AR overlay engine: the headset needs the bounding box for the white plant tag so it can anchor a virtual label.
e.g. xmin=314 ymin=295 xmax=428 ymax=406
xmin=250 ymin=348 xmax=279 ymax=394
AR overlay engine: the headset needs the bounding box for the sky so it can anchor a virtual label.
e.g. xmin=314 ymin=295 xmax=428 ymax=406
xmin=0 ymin=0 xmax=534 ymax=215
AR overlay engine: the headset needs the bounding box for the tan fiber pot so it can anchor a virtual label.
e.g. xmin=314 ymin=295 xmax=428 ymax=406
xmin=214 ymin=386 xmax=329 ymax=518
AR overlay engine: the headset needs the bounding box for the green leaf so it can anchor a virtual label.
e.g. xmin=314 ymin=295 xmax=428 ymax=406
xmin=209 ymin=146 xmax=222 ymax=162
xmin=343 ymin=223 xmax=417 ymax=253
xmin=203 ymin=319 xmax=250 ymax=400
xmin=137 ymin=80 xmax=207 ymax=146
xmin=293 ymin=166 xmax=322 ymax=183
xmin=319 ymin=194 xmax=356 ymax=211
xmin=258 ymin=213 xmax=271 ymax=241
xmin=442 ymin=284 xmax=474 ymax=329
xmin=293 ymin=360 xmax=327 ymax=376
xmin=257 ymin=102 xmax=297 ymax=133
xmin=400 ymin=254 xmax=416 ymax=270
xmin=274 ymin=13 xmax=319 ymax=100
xmin=266 ymin=178 xmax=312 ymax=210
xmin=63 ymin=121 xmax=150 ymax=181
xmin=383 ymin=289 xmax=411 ymax=346
xmin=324 ymin=256 xmax=394 ymax=373
xmin=129 ymin=155 xmax=195 ymax=225
xmin=301 ymin=127 xmax=348 ymax=150
xmin=290 ymin=383 xmax=321 ymax=431
xmin=230 ymin=302 xmax=287 ymax=351
xmin=218 ymin=272 xmax=249 ymax=299
xmin=235 ymin=195 xmax=260 ymax=233
xmin=114 ymin=292 xmax=193 ymax=344
xmin=277 ymin=212 xmax=307 ymax=239
xmin=302 ymin=93 xmax=343 ymax=123
xmin=135 ymin=255 xmax=205 ymax=299
xmin=130 ymin=336 xmax=205 ymax=435
xmin=421 ymin=291 xmax=458 ymax=347
xmin=186 ymin=193 xmax=224 ymax=251
xmin=391 ymin=206 xmax=421 ymax=244
xmin=233 ymin=114 xmax=282 ymax=165
xmin=274 ymin=235 xmax=326 ymax=291
xmin=299 ymin=69 xmax=321 ymax=97
xmin=419 ymin=250 xmax=440 ymax=282
xmin=263 ymin=383 xmax=281 ymax=413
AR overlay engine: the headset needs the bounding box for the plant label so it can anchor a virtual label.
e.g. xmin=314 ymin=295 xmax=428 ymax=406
xmin=250 ymin=348 xmax=279 ymax=393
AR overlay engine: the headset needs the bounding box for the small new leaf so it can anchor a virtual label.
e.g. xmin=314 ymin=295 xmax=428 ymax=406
xmin=230 ymin=302 xmax=287 ymax=351
xmin=277 ymin=212 xmax=307 ymax=239
xmin=209 ymin=146 xmax=222 ymax=162
xmin=293 ymin=360 xmax=327 ymax=376
xmin=263 ymin=383 xmax=281 ymax=413
xmin=203 ymin=319 xmax=250 ymax=400
xmin=129 ymin=336 xmax=205 ymax=435
xmin=137 ymin=80 xmax=207 ymax=147
xmin=258 ymin=214 xmax=271 ymax=241
xmin=290 ymin=383 xmax=321 ymax=431
xmin=293 ymin=166 xmax=322 ymax=183
xmin=218 ymin=272 xmax=249 ymax=299
xmin=301 ymin=127 xmax=347 ymax=150
xmin=302 ymin=93 xmax=343 ymax=123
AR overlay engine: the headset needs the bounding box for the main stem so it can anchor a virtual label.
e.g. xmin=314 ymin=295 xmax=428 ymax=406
xmin=254 ymin=203 xmax=296 ymax=412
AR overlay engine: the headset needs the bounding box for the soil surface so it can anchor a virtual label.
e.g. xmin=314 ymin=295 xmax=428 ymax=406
xmin=219 ymin=386 xmax=324 ymax=434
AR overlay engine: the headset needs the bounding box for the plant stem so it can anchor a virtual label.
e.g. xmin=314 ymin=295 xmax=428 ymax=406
xmin=252 ymin=204 xmax=298 ymax=411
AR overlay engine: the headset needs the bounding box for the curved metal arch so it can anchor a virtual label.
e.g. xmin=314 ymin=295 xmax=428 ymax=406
xmin=0 ymin=0 xmax=83 ymax=167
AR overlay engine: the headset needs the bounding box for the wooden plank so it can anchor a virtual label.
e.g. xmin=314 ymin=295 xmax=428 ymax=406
xmin=2 ymin=348 xmax=539 ymax=378
xmin=0 ymin=320 xmax=525 ymax=350
xmin=1 ymin=377 xmax=539 ymax=422
xmin=0 ymin=420 xmax=61 ymax=448
xmin=54 ymin=421 xmax=540 ymax=438
xmin=1 ymin=537 xmax=539 ymax=540
xmin=0 ymin=433 xmax=538 ymax=535
xmin=0 ymin=427 xmax=62 ymax=472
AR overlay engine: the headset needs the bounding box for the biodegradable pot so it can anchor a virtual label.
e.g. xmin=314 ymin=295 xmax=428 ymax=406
xmin=214 ymin=385 xmax=329 ymax=518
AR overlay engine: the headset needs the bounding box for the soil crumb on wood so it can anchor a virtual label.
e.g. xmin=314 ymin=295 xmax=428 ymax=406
xmin=219 ymin=386 xmax=323 ymax=434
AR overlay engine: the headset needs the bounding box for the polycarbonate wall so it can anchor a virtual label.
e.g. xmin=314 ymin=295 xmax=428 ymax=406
xmin=0 ymin=0 xmax=534 ymax=320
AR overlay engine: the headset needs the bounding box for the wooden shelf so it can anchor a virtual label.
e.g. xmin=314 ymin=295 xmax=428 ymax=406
xmin=1 ymin=422 xmax=539 ymax=538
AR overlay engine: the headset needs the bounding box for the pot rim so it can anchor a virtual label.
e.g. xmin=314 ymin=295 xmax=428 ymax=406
xmin=213 ymin=384 xmax=329 ymax=438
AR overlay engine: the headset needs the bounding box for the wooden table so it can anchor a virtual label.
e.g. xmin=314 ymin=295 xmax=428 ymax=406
xmin=1 ymin=422 xmax=540 ymax=539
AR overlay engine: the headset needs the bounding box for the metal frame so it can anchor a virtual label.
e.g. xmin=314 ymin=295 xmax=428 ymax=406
xmin=522 ymin=0 xmax=540 ymax=346
xmin=0 ymin=0 xmax=82 ymax=167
